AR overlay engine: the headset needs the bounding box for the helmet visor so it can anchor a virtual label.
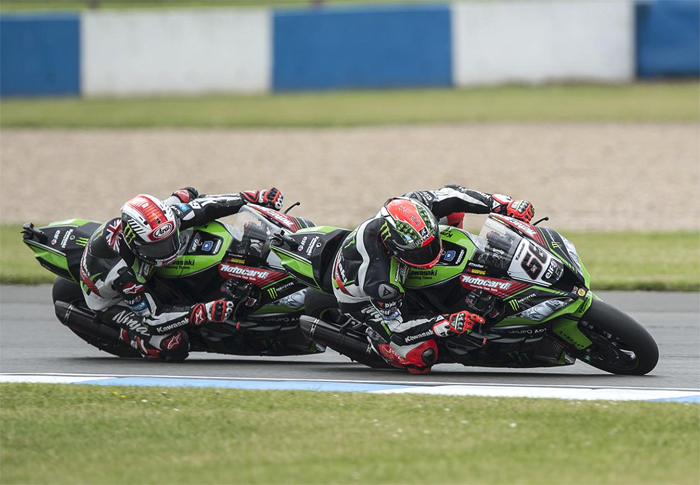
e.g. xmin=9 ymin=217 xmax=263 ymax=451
xmin=131 ymin=234 xmax=180 ymax=263
xmin=393 ymin=238 xmax=442 ymax=269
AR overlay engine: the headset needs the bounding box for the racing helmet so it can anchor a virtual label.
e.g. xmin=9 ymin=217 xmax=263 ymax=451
xmin=380 ymin=197 xmax=442 ymax=269
xmin=120 ymin=194 xmax=182 ymax=267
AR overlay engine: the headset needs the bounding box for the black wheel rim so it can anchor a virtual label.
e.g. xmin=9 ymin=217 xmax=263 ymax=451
xmin=578 ymin=321 xmax=639 ymax=371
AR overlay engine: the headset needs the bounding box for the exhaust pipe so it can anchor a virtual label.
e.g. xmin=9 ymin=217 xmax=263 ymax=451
xmin=54 ymin=301 xmax=121 ymax=342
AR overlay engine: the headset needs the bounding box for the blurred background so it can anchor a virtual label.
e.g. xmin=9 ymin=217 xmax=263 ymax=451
xmin=0 ymin=0 xmax=698 ymax=231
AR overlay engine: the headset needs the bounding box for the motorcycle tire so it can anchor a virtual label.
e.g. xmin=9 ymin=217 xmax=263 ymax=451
xmin=52 ymin=278 xmax=141 ymax=359
xmin=576 ymin=299 xmax=659 ymax=375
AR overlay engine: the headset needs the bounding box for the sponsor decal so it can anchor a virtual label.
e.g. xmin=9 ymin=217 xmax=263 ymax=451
xmin=151 ymin=222 xmax=174 ymax=240
xmin=202 ymin=241 xmax=213 ymax=252
xmin=122 ymin=283 xmax=144 ymax=295
xmin=516 ymin=293 xmax=537 ymax=305
xmin=460 ymin=274 xmax=527 ymax=297
xmin=306 ymin=236 xmax=320 ymax=256
xmin=469 ymin=269 xmax=486 ymax=275
xmin=378 ymin=284 xmax=399 ymax=299
xmin=253 ymin=206 xmax=299 ymax=231
xmin=544 ymin=259 xmax=563 ymax=282
xmin=60 ymin=229 xmax=74 ymax=249
xmin=159 ymin=319 xmax=189 ymax=333
xmin=50 ymin=230 xmax=61 ymax=246
xmin=189 ymin=235 xmax=201 ymax=253
xmin=297 ymin=236 xmax=308 ymax=252
xmin=405 ymin=330 xmax=434 ymax=343
xmin=577 ymin=288 xmax=586 ymax=297
xmin=189 ymin=304 xmax=207 ymax=325
xmin=164 ymin=332 xmax=183 ymax=350
xmin=461 ymin=275 xmax=513 ymax=291
xmin=219 ymin=264 xmax=286 ymax=286
xmin=443 ymin=250 xmax=456 ymax=262
xmin=412 ymin=269 xmax=438 ymax=277
xmin=113 ymin=310 xmax=142 ymax=330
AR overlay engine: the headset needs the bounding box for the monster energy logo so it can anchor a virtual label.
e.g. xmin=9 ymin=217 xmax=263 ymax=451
xmin=267 ymin=287 xmax=278 ymax=299
xmin=123 ymin=225 xmax=136 ymax=244
xmin=508 ymin=299 xmax=519 ymax=311
xmin=379 ymin=222 xmax=390 ymax=242
xmin=75 ymin=237 xmax=89 ymax=247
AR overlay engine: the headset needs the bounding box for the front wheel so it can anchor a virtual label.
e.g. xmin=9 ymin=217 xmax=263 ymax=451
xmin=575 ymin=299 xmax=659 ymax=375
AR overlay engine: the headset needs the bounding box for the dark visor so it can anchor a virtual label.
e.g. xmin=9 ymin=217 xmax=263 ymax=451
xmin=132 ymin=235 xmax=180 ymax=261
xmin=394 ymin=239 xmax=441 ymax=267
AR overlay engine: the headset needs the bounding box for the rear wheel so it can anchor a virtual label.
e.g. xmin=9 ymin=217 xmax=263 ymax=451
xmin=576 ymin=299 xmax=659 ymax=375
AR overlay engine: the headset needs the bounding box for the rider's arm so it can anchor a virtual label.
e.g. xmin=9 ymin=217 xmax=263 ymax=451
xmin=173 ymin=188 xmax=284 ymax=230
xmin=112 ymin=267 xmax=231 ymax=334
xmin=405 ymin=184 xmax=534 ymax=222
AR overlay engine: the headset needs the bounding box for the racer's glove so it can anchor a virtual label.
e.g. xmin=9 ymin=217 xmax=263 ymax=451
xmin=189 ymin=300 xmax=234 ymax=325
xmin=432 ymin=311 xmax=485 ymax=337
xmin=241 ymin=188 xmax=284 ymax=210
xmin=171 ymin=187 xmax=199 ymax=203
xmin=492 ymin=194 xmax=535 ymax=223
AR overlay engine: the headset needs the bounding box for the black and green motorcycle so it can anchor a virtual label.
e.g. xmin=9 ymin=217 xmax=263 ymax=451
xmin=22 ymin=204 xmax=326 ymax=359
xmin=269 ymin=214 xmax=659 ymax=375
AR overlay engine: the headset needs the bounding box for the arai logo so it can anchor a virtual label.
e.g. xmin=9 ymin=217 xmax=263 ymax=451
xmin=151 ymin=222 xmax=174 ymax=240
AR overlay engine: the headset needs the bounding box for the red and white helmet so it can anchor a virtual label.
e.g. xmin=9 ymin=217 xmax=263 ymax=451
xmin=120 ymin=194 xmax=182 ymax=267
xmin=380 ymin=198 xmax=442 ymax=269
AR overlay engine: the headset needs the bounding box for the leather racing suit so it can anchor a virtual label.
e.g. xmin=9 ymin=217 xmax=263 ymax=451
xmin=331 ymin=184 xmax=531 ymax=373
xmin=79 ymin=189 xmax=265 ymax=360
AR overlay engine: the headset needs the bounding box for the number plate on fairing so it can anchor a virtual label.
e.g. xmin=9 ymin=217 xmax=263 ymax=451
xmin=508 ymin=239 xmax=564 ymax=286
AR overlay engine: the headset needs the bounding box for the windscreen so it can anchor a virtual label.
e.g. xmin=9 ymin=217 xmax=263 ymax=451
xmin=472 ymin=217 xmax=523 ymax=271
xmin=226 ymin=206 xmax=283 ymax=267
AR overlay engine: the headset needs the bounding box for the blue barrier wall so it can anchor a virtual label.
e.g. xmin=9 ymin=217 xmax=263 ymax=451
xmin=636 ymin=0 xmax=700 ymax=77
xmin=0 ymin=14 xmax=80 ymax=97
xmin=273 ymin=5 xmax=452 ymax=91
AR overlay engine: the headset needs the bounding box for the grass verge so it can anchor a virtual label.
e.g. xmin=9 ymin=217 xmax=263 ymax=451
xmin=1 ymin=383 xmax=698 ymax=484
xmin=2 ymin=83 xmax=698 ymax=128
xmin=3 ymin=224 xmax=698 ymax=290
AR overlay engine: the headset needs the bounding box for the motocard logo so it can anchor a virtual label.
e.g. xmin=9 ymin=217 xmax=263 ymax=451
xmin=219 ymin=264 xmax=271 ymax=282
xmin=151 ymin=222 xmax=174 ymax=240
xmin=460 ymin=275 xmax=513 ymax=292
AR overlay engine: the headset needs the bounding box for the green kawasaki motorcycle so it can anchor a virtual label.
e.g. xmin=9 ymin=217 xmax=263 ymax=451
xmin=22 ymin=205 xmax=326 ymax=359
xmin=270 ymin=214 xmax=659 ymax=375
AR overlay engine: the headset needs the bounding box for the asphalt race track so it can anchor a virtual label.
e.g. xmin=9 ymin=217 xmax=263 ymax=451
xmin=1 ymin=285 xmax=698 ymax=391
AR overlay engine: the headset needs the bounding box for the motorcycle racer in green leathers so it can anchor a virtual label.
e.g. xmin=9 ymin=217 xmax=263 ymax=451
xmin=330 ymin=184 xmax=535 ymax=374
xmin=79 ymin=187 xmax=284 ymax=361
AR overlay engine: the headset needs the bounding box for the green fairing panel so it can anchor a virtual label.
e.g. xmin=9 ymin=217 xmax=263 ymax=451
xmin=156 ymin=222 xmax=233 ymax=278
xmin=297 ymin=226 xmax=346 ymax=234
xmin=272 ymin=247 xmax=319 ymax=290
xmin=48 ymin=219 xmax=98 ymax=227
xmin=404 ymin=226 xmax=475 ymax=288
xmin=24 ymin=240 xmax=71 ymax=277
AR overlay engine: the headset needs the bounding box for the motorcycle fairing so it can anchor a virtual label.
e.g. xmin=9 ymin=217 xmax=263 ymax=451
xmin=156 ymin=221 xmax=233 ymax=278
xmin=22 ymin=220 xmax=100 ymax=283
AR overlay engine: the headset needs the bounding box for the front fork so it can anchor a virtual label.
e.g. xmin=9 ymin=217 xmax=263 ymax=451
xmin=549 ymin=292 xmax=598 ymax=350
